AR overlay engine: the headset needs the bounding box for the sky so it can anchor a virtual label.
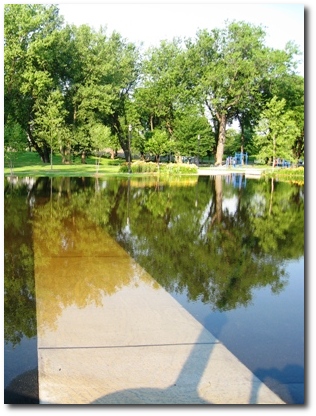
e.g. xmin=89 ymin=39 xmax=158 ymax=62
xmin=57 ymin=2 xmax=305 ymax=74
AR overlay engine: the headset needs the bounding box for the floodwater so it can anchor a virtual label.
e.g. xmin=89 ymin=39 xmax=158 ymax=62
xmin=4 ymin=174 xmax=304 ymax=404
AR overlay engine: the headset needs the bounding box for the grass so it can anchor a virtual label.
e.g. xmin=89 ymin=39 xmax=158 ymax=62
xmin=4 ymin=151 xmax=123 ymax=177
xmin=4 ymin=151 xmax=304 ymax=183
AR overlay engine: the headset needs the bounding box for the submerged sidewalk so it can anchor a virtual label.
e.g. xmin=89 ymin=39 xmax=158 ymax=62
xmin=33 ymin=219 xmax=284 ymax=405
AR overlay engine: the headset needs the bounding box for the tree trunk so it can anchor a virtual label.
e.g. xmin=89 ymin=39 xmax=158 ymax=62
xmin=81 ymin=151 xmax=87 ymax=164
xmin=27 ymin=127 xmax=50 ymax=162
xmin=215 ymin=113 xmax=227 ymax=166
xmin=240 ymin=123 xmax=245 ymax=164
xmin=60 ymin=145 xmax=71 ymax=164
xmin=112 ymin=113 xmax=130 ymax=162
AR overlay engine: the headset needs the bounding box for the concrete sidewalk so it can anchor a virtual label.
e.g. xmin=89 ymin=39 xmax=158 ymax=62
xmin=34 ymin=220 xmax=284 ymax=405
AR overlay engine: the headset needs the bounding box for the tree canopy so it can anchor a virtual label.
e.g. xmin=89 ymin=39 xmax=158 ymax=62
xmin=4 ymin=5 xmax=304 ymax=165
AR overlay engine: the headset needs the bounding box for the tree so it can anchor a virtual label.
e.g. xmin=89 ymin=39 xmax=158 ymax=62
xmin=224 ymin=128 xmax=241 ymax=157
xmin=4 ymin=121 xmax=28 ymax=175
xmin=33 ymin=90 xmax=68 ymax=169
xmin=145 ymin=129 xmax=171 ymax=163
xmin=89 ymin=123 xmax=112 ymax=172
xmin=185 ymin=21 xmax=301 ymax=165
xmin=4 ymin=4 xmax=65 ymax=162
xmin=253 ymin=96 xmax=300 ymax=166
xmin=134 ymin=39 xmax=185 ymax=135
xmin=171 ymin=107 xmax=215 ymax=161
xmin=67 ymin=25 xmax=140 ymax=163
xmin=268 ymin=73 xmax=304 ymax=161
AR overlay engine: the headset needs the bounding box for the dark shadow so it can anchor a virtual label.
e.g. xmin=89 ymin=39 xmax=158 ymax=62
xmin=250 ymin=364 xmax=304 ymax=405
xmin=90 ymin=327 xmax=219 ymax=404
xmin=4 ymin=368 xmax=39 ymax=404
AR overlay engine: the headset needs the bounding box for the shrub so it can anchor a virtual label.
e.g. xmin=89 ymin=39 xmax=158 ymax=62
xmin=119 ymin=161 xmax=159 ymax=173
xmin=160 ymin=163 xmax=198 ymax=175
xmin=119 ymin=161 xmax=198 ymax=175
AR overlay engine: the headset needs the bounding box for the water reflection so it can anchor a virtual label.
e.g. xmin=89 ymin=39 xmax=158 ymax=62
xmin=4 ymin=174 xmax=304 ymax=403
xmin=4 ymin=175 xmax=304 ymax=336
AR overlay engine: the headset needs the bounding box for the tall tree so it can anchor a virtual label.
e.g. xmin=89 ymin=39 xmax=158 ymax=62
xmin=253 ymin=96 xmax=300 ymax=166
xmin=171 ymin=107 xmax=215 ymax=161
xmin=4 ymin=4 xmax=65 ymax=162
xmin=268 ymin=73 xmax=304 ymax=161
xmin=185 ymin=21 xmax=301 ymax=165
xmin=67 ymin=26 xmax=140 ymax=162
xmin=134 ymin=39 xmax=185 ymax=135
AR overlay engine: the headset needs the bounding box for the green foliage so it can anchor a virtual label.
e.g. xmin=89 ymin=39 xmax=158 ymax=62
xmin=145 ymin=129 xmax=171 ymax=162
xmin=161 ymin=163 xmax=198 ymax=175
xmin=4 ymin=121 xmax=28 ymax=175
xmin=4 ymin=5 xmax=304 ymax=167
xmin=4 ymin=121 xmax=27 ymax=151
xmin=119 ymin=161 xmax=159 ymax=173
xmin=253 ymin=96 xmax=300 ymax=164
xmin=172 ymin=107 xmax=215 ymax=157
xmin=118 ymin=161 xmax=198 ymax=175
xmin=223 ymin=128 xmax=241 ymax=156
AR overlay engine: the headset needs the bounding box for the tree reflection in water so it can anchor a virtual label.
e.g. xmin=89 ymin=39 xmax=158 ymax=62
xmin=4 ymin=174 xmax=304 ymax=342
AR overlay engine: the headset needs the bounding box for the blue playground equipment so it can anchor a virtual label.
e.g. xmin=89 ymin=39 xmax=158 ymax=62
xmin=226 ymin=152 xmax=248 ymax=167
xmin=234 ymin=152 xmax=248 ymax=165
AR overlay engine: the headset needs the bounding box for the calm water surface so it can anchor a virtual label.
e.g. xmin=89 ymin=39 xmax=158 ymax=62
xmin=4 ymin=174 xmax=304 ymax=404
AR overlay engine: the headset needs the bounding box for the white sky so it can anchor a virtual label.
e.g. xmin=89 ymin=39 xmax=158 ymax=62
xmin=57 ymin=1 xmax=305 ymax=74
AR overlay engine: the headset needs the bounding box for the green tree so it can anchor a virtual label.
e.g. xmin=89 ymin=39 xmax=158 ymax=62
xmin=134 ymin=39 xmax=185 ymax=134
xmin=269 ymin=73 xmax=304 ymax=161
xmin=4 ymin=121 xmax=28 ymax=175
xmin=89 ymin=123 xmax=112 ymax=172
xmin=4 ymin=4 xmax=65 ymax=162
xmin=253 ymin=96 xmax=300 ymax=166
xmin=171 ymin=108 xmax=215 ymax=162
xmin=145 ymin=129 xmax=171 ymax=163
xmin=33 ymin=89 xmax=68 ymax=169
xmin=185 ymin=21 xmax=301 ymax=165
xmin=67 ymin=25 xmax=140 ymax=163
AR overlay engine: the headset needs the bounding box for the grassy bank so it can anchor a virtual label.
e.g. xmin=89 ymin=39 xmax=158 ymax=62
xmin=262 ymin=166 xmax=304 ymax=185
xmin=4 ymin=151 xmax=304 ymax=183
xmin=4 ymin=151 xmax=123 ymax=177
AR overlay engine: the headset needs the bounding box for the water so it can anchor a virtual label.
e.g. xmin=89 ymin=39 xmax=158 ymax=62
xmin=4 ymin=174 xmax=304 ymax=404
xmin=171 ymin=258 xmax=304 ymax=404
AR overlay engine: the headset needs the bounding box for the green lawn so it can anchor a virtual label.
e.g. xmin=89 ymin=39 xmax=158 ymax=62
xmin=4 ymin=151 xmax=123 ymax=177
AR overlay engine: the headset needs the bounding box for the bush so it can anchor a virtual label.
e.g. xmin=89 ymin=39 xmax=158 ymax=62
xmin=160 ymin=163 xmax=198 ymax=175
xmin=119 ymin=161 xmax=198 ymax=175
xmin=119 ymin=161 xmax=159 ymax=173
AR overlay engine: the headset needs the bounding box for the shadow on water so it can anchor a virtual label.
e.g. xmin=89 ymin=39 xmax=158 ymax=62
xmin=88 ymin=312 xmax=277 ymax=405
xmin=4 ymin=368 xmax=39 ymax=404
xmin=251 ymin=365 xmax=305 ymax=405
xmin=203 ymin=312 xmax=304 ymax=405
xmin=91 ymin=326 xmax=218 ymax=404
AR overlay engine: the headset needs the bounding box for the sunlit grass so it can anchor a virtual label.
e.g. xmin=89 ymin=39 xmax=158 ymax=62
xmin=4 ymin=151 xmax=123 ymax=177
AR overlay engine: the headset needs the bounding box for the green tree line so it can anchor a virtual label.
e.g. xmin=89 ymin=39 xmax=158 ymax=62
xmin=4 ymin=4 xmax=304 ymax=167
